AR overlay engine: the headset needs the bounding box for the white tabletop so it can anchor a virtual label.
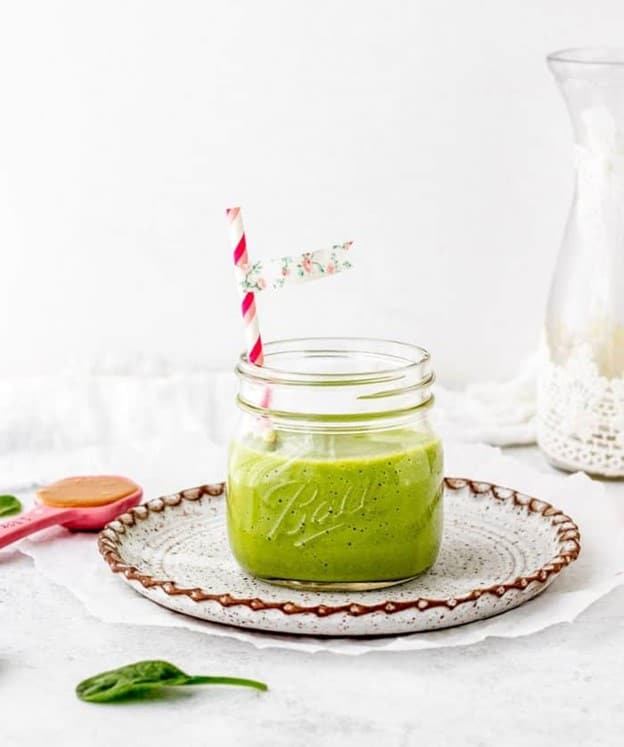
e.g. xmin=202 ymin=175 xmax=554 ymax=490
xmin=3 ymin=445 xmax=624 ymax=747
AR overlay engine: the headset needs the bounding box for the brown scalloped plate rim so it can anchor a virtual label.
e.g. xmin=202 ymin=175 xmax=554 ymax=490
xmin=97 ymin=477 xmax=581 ymax=618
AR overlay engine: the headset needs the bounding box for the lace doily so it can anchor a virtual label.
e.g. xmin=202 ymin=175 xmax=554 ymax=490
xmin=537 ymin=343 xmax=624 ymax=476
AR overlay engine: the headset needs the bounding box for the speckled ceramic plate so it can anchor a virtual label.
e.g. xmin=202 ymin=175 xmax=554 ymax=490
xmin=98 ymin=479 xmax=580 ymax=637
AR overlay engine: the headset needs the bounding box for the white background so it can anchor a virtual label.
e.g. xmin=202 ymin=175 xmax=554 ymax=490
xmin=2 ymin=0 xmax=623 ymax=386
xmin=2 ymin=9 xmax=624 ymax=745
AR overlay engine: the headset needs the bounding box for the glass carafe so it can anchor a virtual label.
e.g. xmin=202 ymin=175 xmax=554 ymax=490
xmin=538 ymin=48 xmax=624 ymax=476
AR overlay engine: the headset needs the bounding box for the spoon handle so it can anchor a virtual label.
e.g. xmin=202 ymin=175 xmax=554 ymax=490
xmin=0 ymin=504 xmax=75 ymax=549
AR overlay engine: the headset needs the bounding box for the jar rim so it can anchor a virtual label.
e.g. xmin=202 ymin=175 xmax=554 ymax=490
xmin=236 ymin=337 xmax=433 ymax=389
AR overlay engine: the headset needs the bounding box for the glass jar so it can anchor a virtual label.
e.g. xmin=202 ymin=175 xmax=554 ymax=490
xmin=538 ymin=48 xmax=624 ymax=476
xmin=226 ymin=338 xmax=443 ymax=591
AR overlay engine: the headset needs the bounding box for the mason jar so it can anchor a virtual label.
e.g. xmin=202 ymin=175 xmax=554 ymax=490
xmin=227 ymin=338 xmax=443 ymax=591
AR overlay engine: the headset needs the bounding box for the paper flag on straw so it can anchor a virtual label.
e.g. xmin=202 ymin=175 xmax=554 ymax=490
xmin=238 ymin=242 xmax=353 ymax=293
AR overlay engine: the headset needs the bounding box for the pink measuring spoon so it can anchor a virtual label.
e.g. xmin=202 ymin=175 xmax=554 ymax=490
xmin=0 ymin=475 xmax=143 ymax=550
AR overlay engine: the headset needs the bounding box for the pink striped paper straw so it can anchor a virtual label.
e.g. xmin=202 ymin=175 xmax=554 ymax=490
xmin=226 ymin=206 xmax=264 ymax=366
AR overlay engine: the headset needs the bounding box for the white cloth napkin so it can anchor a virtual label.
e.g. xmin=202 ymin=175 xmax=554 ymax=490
xmin=0 ymin=363 xmax=237 ymax=491
xmin=0 ymin=356 xmax=538 ymax=494
xmin=433 ymin=354 xmax=538 ymax=446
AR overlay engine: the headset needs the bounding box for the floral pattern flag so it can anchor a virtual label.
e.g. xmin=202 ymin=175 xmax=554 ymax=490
xmin=238 ymin=242 xmax=353 ymax=293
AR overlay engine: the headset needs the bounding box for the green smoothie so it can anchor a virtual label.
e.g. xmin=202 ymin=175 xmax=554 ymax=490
xmin=227 ymin=429 xmax=443 ymax=585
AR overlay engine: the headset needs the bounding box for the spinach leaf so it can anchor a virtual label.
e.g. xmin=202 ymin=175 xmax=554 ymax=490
xmin=76 ymin=660 xmax=268 ymax=703
xmin=0 ymin=495 xmax=21 ymax=518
